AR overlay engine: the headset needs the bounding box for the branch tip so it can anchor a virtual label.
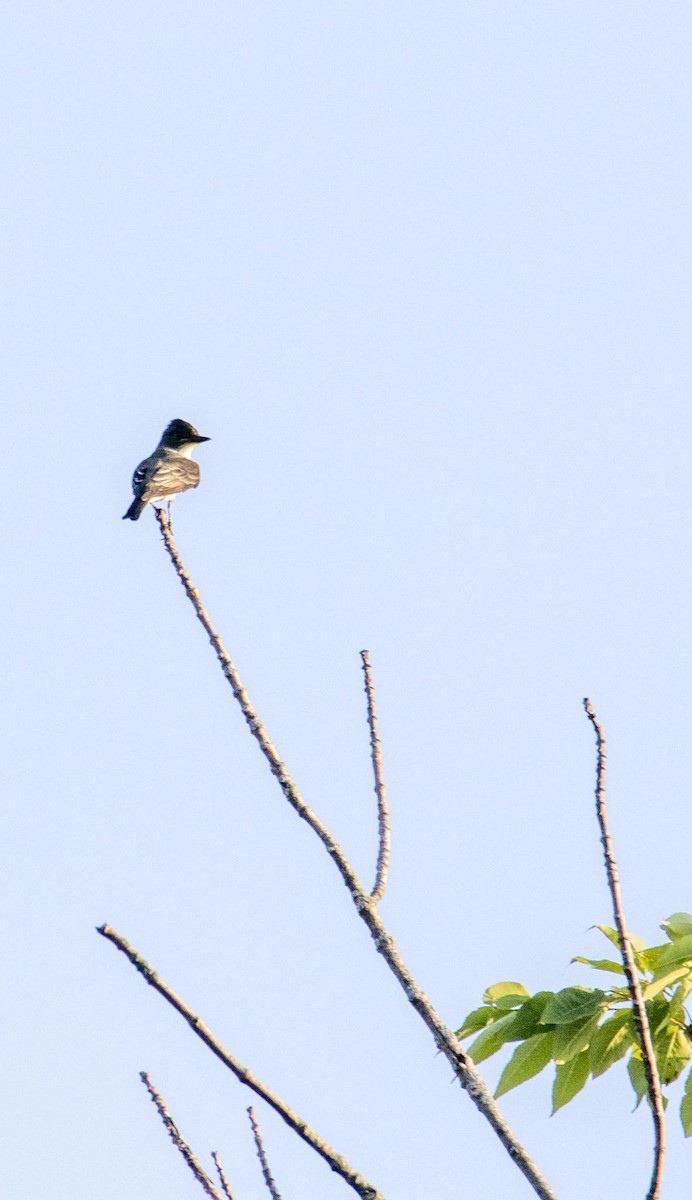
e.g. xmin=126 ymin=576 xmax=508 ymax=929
xmin=140 ymin=1071 xmax=222 ymax=1199
xmin=248 ymin=1108 xmax=282 ymax=1200
xmin=360 ymin=650 xmax=390 ymax=903
xmin=583 ymin=700 xmax=665 ymax=1200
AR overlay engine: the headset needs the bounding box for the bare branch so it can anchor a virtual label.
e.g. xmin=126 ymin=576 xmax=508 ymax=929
xmin=248 ymin=1107 xmax=282 ymax=1200
xmin=140 ymin=1072 xmax=223 ymax=1200
xmin=154 ymin=509 xmax=365 ymax=892
xmin=360 ymin=650 xmax=390 ymax=903
xmin=99 ymin=925 xmax=383 ymax=1200
xmin=583 ymin=698 xmax=665 ymax=1200
xmin=211 ymin=1152 xmax=236 ymax=1200
xmin=151 ymin=511 xmax=557 ymax=1200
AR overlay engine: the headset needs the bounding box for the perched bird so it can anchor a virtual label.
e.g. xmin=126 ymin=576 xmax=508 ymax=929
xmin=122 ymin=419 xmax=210 ymax=521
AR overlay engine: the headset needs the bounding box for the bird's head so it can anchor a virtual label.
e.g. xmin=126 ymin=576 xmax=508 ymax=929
xmin=161 ymin=419 xmax=211 ymax=451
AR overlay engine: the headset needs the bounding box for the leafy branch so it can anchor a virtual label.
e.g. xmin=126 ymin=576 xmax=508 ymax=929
xmin=454 ymin=914 xmax=692 ymax=1130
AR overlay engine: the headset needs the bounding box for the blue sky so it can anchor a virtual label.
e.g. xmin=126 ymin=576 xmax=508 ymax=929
xmin=2 ymin=4 xmax=692 ymax=1197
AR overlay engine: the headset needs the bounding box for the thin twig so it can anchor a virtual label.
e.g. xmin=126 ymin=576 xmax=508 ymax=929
xmin=248 ymin=1107 xmax=282 ymax=1200
xmin=99 ymin=925 xmax=382 ymax=1200
xmin=583 ymin=699 xmax=665 ymax=1200
xmin=140 ymin=1072 xmax=222 ymax=1200
xmin=211 ymin=1153 xmax=235 ymax=1200
xmin=360 ymin=650 xmax=390 ymax=903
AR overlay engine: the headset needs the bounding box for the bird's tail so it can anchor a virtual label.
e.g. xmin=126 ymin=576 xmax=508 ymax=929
xmin=122 ymin=497 xmax=147 ymax=520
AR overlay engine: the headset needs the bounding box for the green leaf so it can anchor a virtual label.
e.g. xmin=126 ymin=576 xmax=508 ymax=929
xmin=467 ymin=1012 xmax=518 ymax=1063
xmin=628 ymin=932 xmax=647 ymax=953
xmin=511 ymin=991 xmax=555 ymax=1039
xmin=662 ymin=913 xmax=692 ymax=941
xmin=494 ymin=1032 xmax=554 ymax=1098
xmin=595 ymin=924 xmax=620 ymax=949
xmin=650 ymin=934 xmax=692 ymax=978
xmin=552 ymin=1050 xmax=589 ymax=1113
xmin=540 ymin=987 xmax=607 ymax=1026
xmin=681 ymin=1068 xmax=692 ymax=1137
xmin=669 ymin=983 xmax=686 ymax=1021
xmin=631 ymin=948 xmax=651 ymax=975
xmin=593 ymin=924 xmax=649 ymax=971
xmin=646 ymin=993 xmax=673 ymax=1037
xmin=654 ymin=1022 xmax=691 ymax=1085
xmin=571 ymin=955 xmax=625 ymax=976
xmin=589 ymin=1009 xmax=633 ymax=1078
xmin=628 ymin=1053 xmax=647 ymax=1108
xmin=638 ymin=942 xmax=672 ymax=972
xmin=595 ymin=924 xmax=646 ymax=954
xmin=609 ymin=986 xmax=634 ymax=1003
xmin=455 ymin=1006 xmax=503 ymax=1040
xmin=553 ymin=1012 xmax=602 ymax=1065
xmin=483 ymin=981 xmax=530 ymax=1010
xmin=642 ymin=968 xmax=689 ymax=1001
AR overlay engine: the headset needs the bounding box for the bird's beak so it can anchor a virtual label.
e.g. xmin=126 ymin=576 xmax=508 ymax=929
xmin=194 ymin=435 xmax=211 ymax=443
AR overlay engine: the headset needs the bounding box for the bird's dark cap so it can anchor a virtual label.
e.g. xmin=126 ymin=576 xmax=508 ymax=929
xmin=163 ymin=418 xmax=211 ymax=445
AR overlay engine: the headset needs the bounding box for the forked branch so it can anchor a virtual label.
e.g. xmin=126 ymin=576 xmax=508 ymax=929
xmin=99 ymin=924 xmax=383 ymax=1200
xmin=583 ymin=698 xmax=665 ymax=1200
xmin=151 ymin=510 xmax=557 ymax=1200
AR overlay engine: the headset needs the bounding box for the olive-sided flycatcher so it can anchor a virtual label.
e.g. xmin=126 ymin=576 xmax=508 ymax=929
xmin=122 ymin=419 xmax=210 ymax=521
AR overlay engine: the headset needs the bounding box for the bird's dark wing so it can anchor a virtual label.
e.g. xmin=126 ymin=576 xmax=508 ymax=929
xmin=142 ymin=457 xmax=201 ymax=501
xmin=131 ymin=456 xmax=153 ymax=498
